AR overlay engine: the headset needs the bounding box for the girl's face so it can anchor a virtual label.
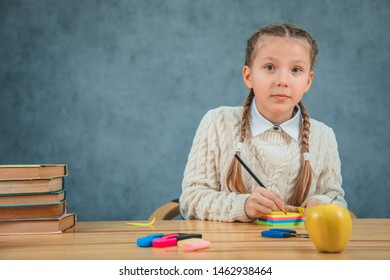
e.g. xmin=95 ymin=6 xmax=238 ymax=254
xmin=243 ymin=36 xmax=314 ymax=124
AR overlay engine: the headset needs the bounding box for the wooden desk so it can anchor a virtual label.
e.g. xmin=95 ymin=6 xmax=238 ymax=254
xmin=1 ymin=219 xmax=389 ymax=260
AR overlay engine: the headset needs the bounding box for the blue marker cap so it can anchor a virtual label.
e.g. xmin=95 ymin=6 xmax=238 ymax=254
xmin=136 ymin=234 xmax=165 ymax=247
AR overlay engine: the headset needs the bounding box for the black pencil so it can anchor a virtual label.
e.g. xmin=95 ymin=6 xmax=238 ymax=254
xmin=234 ymin=153 xmax=287 ymax=215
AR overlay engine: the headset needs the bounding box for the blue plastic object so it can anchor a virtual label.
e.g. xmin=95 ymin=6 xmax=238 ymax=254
xmin=261 ymin=230 xmax=291 ymax=238
xmin=136 ymin=233 xmax=165 ymax=247
xmin=261 ymin=228 xmax=309 ymax=238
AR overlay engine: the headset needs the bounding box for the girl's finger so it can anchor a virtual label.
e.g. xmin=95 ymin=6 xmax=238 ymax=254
xmin=285 ymin=205 xmax=298 ymax=212
xmin=252 ymin=188 xmax=285 ymax=212
xmin=245 ymin=196 xmax=272 ymax=218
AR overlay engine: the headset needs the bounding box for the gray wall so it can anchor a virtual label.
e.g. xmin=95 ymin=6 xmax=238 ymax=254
xmin=1 ymin=0 xmax=389 ymax=220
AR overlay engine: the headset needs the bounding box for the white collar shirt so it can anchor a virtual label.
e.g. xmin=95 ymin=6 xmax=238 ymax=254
xmin=249 ymin=101 xmax=301 ymax=141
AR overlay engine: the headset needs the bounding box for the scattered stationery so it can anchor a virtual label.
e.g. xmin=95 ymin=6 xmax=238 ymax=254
xmin=257 ymin=211 xmax=305 ymax=226
xmin=181 ymin=239 xmax=211 ymax=251
xmin=136 ymin=233 xmax=165 ymax=247
xmin=127 ymin=217 xmax=155 ymax=227
xmin=261 ymin=228 xmax=309 ymax=238
xmin=152 ymin=233 xmax=202 ymax=248
xmin=177 ymin=238 xmax=204 ymax=247
xmin=136 ymin=233 xmax=206 ymax=250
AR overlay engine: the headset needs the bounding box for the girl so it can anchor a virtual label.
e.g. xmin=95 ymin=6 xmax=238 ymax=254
xmin=179 ymin=23 xmax=347 ymax=222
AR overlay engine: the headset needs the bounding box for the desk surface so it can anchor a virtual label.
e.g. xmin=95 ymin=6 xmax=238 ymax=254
xmin=1 ymin=219 xmax=389 ymax=260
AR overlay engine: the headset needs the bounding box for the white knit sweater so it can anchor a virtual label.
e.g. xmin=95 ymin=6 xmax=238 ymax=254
xmin=179 ymin=106 xmax=347 ymax=222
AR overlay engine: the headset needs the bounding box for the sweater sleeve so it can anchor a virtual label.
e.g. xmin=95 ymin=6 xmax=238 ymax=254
xmin=179 ymin=110 xmax=251 ymax=222
xmin=309 ymin=127 xmax=347 ymax=208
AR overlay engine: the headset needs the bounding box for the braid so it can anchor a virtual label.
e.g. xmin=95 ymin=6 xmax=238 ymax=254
xmin=240 ymin=90 xmax=254 ymax=142
xmin=287 ymin=101 xmax=313 ymax=205
xmin=226 ymin=90 xmax=255 ymax=193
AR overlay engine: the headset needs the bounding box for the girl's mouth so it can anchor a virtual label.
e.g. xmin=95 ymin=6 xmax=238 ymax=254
xmin=271 ymin=94 xmax=290 ymax=101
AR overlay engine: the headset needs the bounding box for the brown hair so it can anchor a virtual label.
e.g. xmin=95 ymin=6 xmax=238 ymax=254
xmin=226 ymin=23 xmax=318 ymax=206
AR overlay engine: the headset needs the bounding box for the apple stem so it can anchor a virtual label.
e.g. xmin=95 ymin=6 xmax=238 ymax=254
xmin=330 ymin=196 xmax=338 ymax=204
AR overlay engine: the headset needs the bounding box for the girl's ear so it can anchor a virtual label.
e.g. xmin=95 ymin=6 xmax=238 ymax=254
xmin=242 ymin=66 xmax=252 ymax=89
xmin=304 ymin=71 xmax=315 ymax=93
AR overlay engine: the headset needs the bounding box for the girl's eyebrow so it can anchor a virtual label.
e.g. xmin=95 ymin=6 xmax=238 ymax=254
xmin=259 ymin=56 xmax=308 ymax=66
xmin=258 ymin=56 xmax=277 ymax=62
xmin=291 ymin=59 xmax=308 ymax=66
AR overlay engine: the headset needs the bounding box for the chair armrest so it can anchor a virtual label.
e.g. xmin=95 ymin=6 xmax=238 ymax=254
xmin=149 ymin=199 xmax=180 ymax=220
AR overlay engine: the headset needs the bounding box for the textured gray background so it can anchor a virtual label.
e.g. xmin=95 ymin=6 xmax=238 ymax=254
xmin=0 ymin=0 xmax=389 ymax=220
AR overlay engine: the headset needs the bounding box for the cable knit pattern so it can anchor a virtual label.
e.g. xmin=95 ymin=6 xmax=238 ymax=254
xmin=180 ymin=106 xmax=347 ymax=222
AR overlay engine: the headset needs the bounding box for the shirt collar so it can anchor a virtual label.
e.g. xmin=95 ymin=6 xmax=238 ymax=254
xmin=250 ymin=101 xmax=301 ymax=141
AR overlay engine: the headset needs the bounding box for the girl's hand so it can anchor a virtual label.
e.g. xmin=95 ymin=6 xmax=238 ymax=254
xmin=280 ymin=199 xmax=324 ymax=220
xmin=244 ymin=187 xmax=286 ymax=219
xmin=284 ymin=205 xmax=299 ymax=212
xmin=301 ymin=198 xmax=323 ymax=220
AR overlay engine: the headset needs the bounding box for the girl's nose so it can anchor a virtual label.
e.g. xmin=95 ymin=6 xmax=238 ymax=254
xmin=277 ymin=71 xmax=289 ymax=87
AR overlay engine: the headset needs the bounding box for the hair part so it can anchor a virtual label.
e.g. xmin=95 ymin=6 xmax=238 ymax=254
xmin=245 ymin=23 xmax=318 ymax=70
xmin=226 ymin=23 xmax=316 ymax=206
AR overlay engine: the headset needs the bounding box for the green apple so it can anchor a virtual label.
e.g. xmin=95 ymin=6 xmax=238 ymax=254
xmin=306 ymin=204 xmax=352 ymax=253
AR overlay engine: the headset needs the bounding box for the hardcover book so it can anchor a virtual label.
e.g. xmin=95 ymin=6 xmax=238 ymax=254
xmin=0 ymin=164 xmax=68 ymax=180
xmin=0 ymin=200 xmax=66 ymax=219
xmin=0 ymin=177 xmax=64 ymax=194
xmin=0 ymin=190 xmax=66 ymax=206
xmin=0 ymin=213 xmax=76 ymax=235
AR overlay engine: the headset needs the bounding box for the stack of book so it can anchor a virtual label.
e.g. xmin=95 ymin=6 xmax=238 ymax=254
xmin=0 ymin=164 xmax=76 ymax=235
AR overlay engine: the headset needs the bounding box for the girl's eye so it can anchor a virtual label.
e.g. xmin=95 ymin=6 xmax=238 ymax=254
xmin=292 ymin=67 xmax=303 ymax=73
xmin=264 ymin=64 xmax=275 ymax=71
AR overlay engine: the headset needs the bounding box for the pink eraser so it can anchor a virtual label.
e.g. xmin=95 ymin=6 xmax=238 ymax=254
xmin=182 ymin=240 xmax=211 ymax=251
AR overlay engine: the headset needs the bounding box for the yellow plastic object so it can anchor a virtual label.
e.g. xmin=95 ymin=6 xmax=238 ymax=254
xmin=126 ymin=217 xmax=155 ymax=227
